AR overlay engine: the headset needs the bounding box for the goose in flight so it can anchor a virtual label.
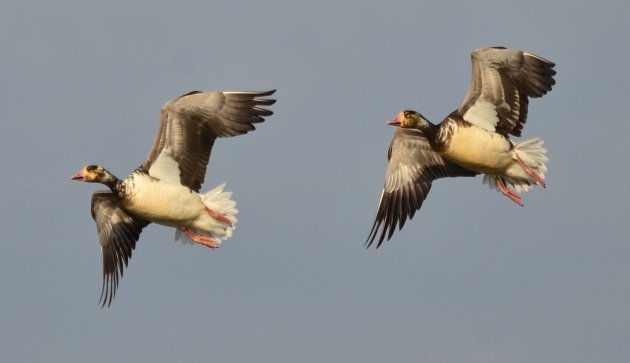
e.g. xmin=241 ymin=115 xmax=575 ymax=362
xmin=367 ymin=47 xmax=555 ymax=247
xmin=71 ymin=89 xmax=276 ymax=306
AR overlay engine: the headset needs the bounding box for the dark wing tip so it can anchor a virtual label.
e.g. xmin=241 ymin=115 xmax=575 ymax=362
xmin=224 ymin=89 xmax=276 ymax=98
xmin=364 ymin=219 xmax=395 ymax=249
xmin=364 ymin=185 xmax=425 ymax=249
xmin=249 ymin=90 xmax=277 ymax=107
xmin=365 ymin=128 xmax=480 ymax=249
xmin=91 ymin=192 xmax=148 ymax=308
xmin=365 ymin=191 xmax=391 ymax=248
xmin=254 ymin=99 xmax=277 ymax=106
xmin=519 ymin=51 xmax=557 ymax=98
xmin=473 ymin=47 xmax=557 ymax=99
xmin=98 ymin=257 xmax=118 ymax=308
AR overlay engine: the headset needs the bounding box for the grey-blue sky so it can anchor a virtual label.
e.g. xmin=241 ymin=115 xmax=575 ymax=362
xmin=1 ymin=0 xmax=629 ymax=362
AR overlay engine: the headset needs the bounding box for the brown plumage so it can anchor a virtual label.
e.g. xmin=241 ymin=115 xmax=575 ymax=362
xmin=367 ymin=128 xmax=477 ymax=246
xmin=72 ymin=90 xmax=276 ymax=306
xmin=367 ymin=47 xmax=556 ymax=247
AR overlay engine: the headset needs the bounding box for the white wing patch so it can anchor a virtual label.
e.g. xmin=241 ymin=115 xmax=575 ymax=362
xmin=148 ymin=151 xmax=181 ymax=185
xmin=462 ymin=100 xmax=499 ymax=132
xmin=147 ymin=109 xmax=186 ymax=185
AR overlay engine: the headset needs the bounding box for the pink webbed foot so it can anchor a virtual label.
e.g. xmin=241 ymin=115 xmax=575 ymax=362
xmin=204 ymin=206 xmax=233 ymax=226
xmin=496 ymin=177 xmax=524 ymax=206
xmin=515 ymin=153 xmax=546 ymax=188
xmin=181 ymin=228 xmax=218 ymax=249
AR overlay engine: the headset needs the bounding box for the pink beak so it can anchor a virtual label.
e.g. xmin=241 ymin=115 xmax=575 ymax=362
xmin=387 ymin=114 xmax=401 ymax=126
xmin=70 ymin=171 xmax=85 ymax=181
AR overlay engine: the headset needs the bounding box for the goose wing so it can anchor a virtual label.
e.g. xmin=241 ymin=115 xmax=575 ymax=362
xmin=366 ymin=128 xmax=477 ymax=248
xmin=142 ymin=90 xmax=276 ymax=191
xmin=91 ymin=191 xmax=150 ymax=307
xmin=457 ymin=47 xmax=555 ymax=136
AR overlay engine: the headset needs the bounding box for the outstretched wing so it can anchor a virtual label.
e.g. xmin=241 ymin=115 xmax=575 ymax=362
xmin=458 ymin=47 xmax=555 ymax=136
xmin=142 ymin=90 xmax=276 ymax=191
xmin=91 ymin=191 xmax=150 ymax=307
xmin=366 ymin=128 xmax=477 ymax=248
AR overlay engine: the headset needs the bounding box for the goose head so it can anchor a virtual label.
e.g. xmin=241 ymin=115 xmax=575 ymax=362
xmin=71 ymin=165 xmax=117 ymax=185
xmin=387 ymin=110 xmax=431 ymax=129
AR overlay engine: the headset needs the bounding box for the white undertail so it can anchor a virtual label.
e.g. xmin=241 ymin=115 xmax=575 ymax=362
xmin=483 ymin=138 xmax=548 ymax=194
xmin=175 ymin=183 xmax=239 ymax=245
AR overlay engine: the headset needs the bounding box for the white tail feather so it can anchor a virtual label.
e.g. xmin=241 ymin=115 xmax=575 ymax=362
xmin=514 ymin=138 xmax=548 ymax=174
xmin=484 ymin=138 xmax=548 ymax=194
xmin=175 ymin=183 xmax=239 ymax=245
xmin=202 ymin=183 xmax=238 ymax=221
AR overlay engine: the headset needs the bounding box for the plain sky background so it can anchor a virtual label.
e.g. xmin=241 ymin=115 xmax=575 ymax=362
xmin=1 ymin=1 xmax=629 ymax=362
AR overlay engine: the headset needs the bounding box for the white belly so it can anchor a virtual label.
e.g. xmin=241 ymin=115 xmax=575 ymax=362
xmin=122 ymin=175 xmax=203 ymax=227
xmin=440 ymin=126 xmax=513 ymax=174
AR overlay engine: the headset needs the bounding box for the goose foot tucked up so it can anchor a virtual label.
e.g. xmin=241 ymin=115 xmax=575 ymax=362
xmin=515 ymin=153 xmax=546 ymax=188
xmin=204 ymin=206 xmax=233 ymax=226
xmin=181 ymin=228 xmax=218 ymax=249
xmin=496 ymin=177 xmax=524 ymax=206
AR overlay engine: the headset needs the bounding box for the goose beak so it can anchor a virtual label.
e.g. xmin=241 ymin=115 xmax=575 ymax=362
xmin=70 ymin=170 xmax=85 ymax=181
xmin=387 ymin=114 xmax=401 ymax=126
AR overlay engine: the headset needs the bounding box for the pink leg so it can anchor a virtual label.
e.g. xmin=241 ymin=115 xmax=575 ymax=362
xmin=181 ymin=228 xmax=218 ymax=249
xmin=204 ymin=206 xmax=233 ymax=226
xmin=496 ymin=177 xmax=524 ymax=206
xmin=515 ymin=153 xmax=546 ymax=188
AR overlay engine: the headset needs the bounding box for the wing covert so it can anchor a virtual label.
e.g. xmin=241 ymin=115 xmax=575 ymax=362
xmin=143 ymin=90 xmax=276 ymax=191
xmin=457 ymin=47 xmax=555 ymax=136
